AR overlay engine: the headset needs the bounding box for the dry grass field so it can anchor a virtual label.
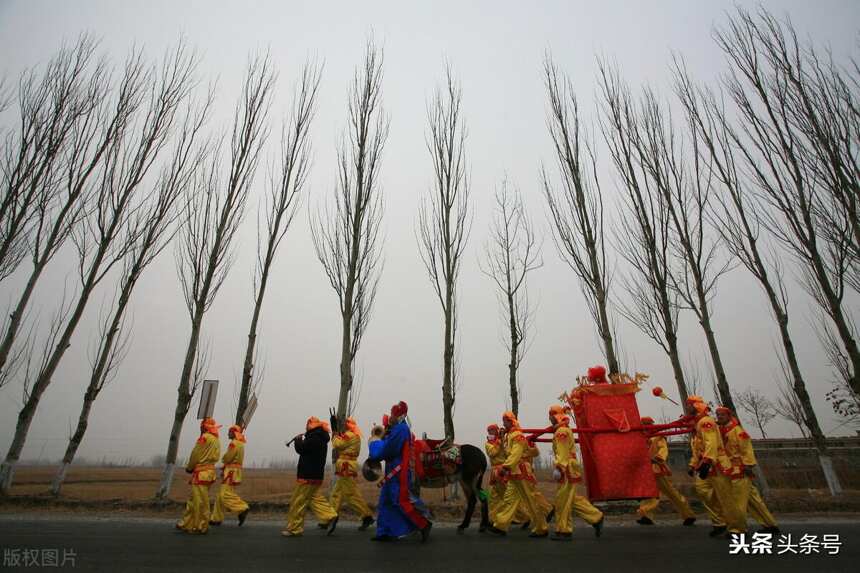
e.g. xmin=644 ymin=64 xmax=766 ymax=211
xmin=5 ymin=465 xmax=544 ymax=518
xmin=4 ymin=465 xmax=859 ymax=520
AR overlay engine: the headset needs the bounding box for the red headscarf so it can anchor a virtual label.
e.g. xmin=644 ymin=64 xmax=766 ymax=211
xmin=487 ymin=423 xmax=500 ymax=435
xmin=390 ymin=401 xmax=408 ymax=420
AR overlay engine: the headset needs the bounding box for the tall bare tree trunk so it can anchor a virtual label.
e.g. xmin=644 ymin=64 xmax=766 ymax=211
xmin=673 ymin=23 xmax=846 ymax=494
xmin=312 ymin=41 xmax=387 ymax=429
xmin=156 ymin=315 xmax=201 ymax=499
xmin=1 ymin=45 xmax=198 ymax=495
xmin=508 ymin=290 xmax=519 ymax=416
xmin=542 ymin=55 xmax=620 ymax=375
xmin=235 ymin=63 xmax=321 ymax=424
xmin=418 ymin=64 xmax=471 ymax=441
xmin=158 ymin=55 xmax=272 ymax=498
xmin=598 ymin=63 xmax=688 ymax=405
xmin=482 ymin=178 xmax=541 ymax=417
xmin=51 ymin=99 xmax=206 ymax=496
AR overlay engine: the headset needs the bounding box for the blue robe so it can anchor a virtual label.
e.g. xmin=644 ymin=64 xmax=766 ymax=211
xmin=368 ymin=420 xmax=430 ymax=537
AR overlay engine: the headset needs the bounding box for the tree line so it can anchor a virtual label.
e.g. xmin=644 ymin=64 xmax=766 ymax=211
xmin=0 ymin=6 xmax=856 ymax=498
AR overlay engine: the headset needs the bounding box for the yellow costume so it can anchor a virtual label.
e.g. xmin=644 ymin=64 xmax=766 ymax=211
xmin=637 ymin=417 xmax=695 ymax=524
xmin=176 ymin=418 xmax=221 ymax=534
xmin=330 ymin=419 xmax=373 ymax=524
xmin=719 ymin=412 xmax=778 ymax=531
xmin=687 ymin=397 xmax=745 ymax=535
xmin=550 ymin=406 xmax=603 ymax=539
xmin=489 ymin=412 xmax=548 ymax=536
xmin=283 ymin=417 xmax=338 ymax=536
xmin=212 ymin=425 xmax=250 ymax=525
xmin=485 ymin=425 xmax=507 ymax=523
xmin=516 ymin=444 xmax=553 ymax=524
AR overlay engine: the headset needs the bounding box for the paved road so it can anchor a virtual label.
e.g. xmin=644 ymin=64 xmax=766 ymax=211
xmin=0 ymin=515 xmax=857 ymax=572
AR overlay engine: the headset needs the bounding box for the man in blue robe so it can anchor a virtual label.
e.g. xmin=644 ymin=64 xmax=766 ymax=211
xmin=367 ymin=401 xmax=432 ymax=542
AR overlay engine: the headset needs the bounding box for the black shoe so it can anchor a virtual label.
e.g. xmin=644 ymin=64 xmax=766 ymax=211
xmin=208 ymin=521 xmax=222 ymax=526
xmin=593 ymin=517 xmax=604 ymax=538
xmin=487 ymin=525 xmax=507 ymax=536
xmin=529 ymin=531 xmax=549 ymax=538
xmin=327 ymin=515 xmax=339 ymax=536
xmin=317 ymin=523 xmax=328 ymax=530
xmin=636 ymin=516 xmax=654 ymax=526
xmin=359 ymin=516 xmax=375 ymax=531
xmin=759 ymin=526 xmax=780 ymax=535
xmin=238 ymin=509 xmax=249 ymax=527
xmin=551 ymin=532 xmax=572 ymax=542
xmin=546 ymin=508 xmax=555 ymax=523
xmin=683 ymin=517 xmax=696 ymax=526
xmin=519 ymin=521 xmax=531 ymax=530
xmin=420 ymin=522 xmax=433 ymax=543
xmin=709 ymin=526 xmax=727 ymax=538
xmin=371 ymin=535 xmax=396 ymax=542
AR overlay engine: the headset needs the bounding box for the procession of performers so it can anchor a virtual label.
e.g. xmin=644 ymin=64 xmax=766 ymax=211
xmin=175 ymin=366 xmax=780 ymax=542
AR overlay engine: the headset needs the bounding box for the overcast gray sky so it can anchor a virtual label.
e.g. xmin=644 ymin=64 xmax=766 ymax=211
xmin=0 ymin=0 xmax=858 ymax=467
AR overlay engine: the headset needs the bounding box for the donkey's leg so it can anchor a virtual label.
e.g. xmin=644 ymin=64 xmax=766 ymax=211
xmin=457 ymin=475 xmax=477 ymax=533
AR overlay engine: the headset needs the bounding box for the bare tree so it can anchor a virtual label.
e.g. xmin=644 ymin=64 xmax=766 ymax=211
xmin=418 ymin=64 xmax=471 ymax=441
xmin=636 ymin=75 xmax=737 ymax=412
xmin=736 ymin=387 xmax=776 ymax=439
xmin=773 ymin=355 xmax=809 ymax=439
xmin=0 ymin=36 xmax=99 ymax=283
xmin=541 ymin=54 xmax=620 ymax=375
xmin=235 ymin=62 xmax=321 ymax=426
xmin=311 ymin=41 xmax=387 ymax=429
xmin=597 ymin=61 xmax=689 ymax=405
xmin=819 ymin=312 xmax=860 ymax=427
xmin=675 ymin=7 xmax=845 ymax=494
xmin=480 ymin=177 xmax=541 ymax=416
xmin=1 ymin=45 xmax=199 ymax=494
xmin=0 ymin=36 xmax=108 ymax=378
xmin=157 ymin=55 xmax=273 ymax=499
xmin=713 ymin=7 xmax=859 ymax=397
xmin=50 ymin=95 xmax=209 ymax=496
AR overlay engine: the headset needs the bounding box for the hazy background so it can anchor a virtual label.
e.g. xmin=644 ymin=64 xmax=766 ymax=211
xmin=0 ymin=0 xmax=858 ymax=467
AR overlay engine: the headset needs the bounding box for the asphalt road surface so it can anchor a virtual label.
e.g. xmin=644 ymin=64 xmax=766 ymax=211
xmin=0 ymin=515 xmax=857 ymax=573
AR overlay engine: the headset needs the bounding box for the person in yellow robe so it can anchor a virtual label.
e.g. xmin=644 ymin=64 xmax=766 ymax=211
xmin=523 ymin=443 xmax=554 ymax=523
xmin=176 ymin=417 xmax=221 ymax=534
xmin=484 ymin=424 xmax=507 ymax=523
xmin=548 ymin=405 xmax=604 ymax=541
xmin=329 ymin=417 xmax=375 ymax=531
xmin=486 ymin=411 xmax=548 ymax=538
xmin=686 ymin=396 xmax=746 ymax=537
xmin=282 ymin=417 xmax=339 ymax=537
xmin=636 ymin=416 xmax=696 ymax=526
xmin=716 ymin=406 xmax=779 ymax=534
xmin=688 ymin=431 xmax=726 ymax=532
xmin=211 ymin=425 xmax=250 ymax=527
